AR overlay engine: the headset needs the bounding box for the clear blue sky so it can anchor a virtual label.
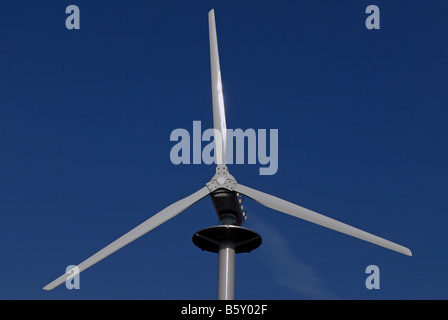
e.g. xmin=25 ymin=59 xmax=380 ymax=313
xmin=1 ymin=0 xmax=447 ymax=299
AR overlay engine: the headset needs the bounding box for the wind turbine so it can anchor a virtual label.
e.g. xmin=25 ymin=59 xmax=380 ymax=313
xmin=43 ymin=9 xmax=411 ymax=299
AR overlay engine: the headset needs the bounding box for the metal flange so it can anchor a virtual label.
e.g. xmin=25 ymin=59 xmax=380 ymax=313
xmin=192 ymin=225 xmax=262 ymax=254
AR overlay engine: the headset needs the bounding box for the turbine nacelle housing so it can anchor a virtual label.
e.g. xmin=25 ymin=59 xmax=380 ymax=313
xmin=210 ymin=189 xmax=246 ymax=226
xmin=206 ymin=165 xmax=246 ymax=226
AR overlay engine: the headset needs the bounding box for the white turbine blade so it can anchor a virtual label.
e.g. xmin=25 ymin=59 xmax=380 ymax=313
xmin=209 ymin=9 xmax=227 ymax=165
xmin=43 ymin=186 xmax=210 ymax=290
xmin=235 ymin=184 xmax=412 ymax=256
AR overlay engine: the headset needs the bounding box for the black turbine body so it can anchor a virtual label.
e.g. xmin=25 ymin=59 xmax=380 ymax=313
xmin=210 ymin=189 xmax=246 ymax=226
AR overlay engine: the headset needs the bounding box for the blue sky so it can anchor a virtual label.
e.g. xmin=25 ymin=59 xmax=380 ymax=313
xmin=1 ymin=0 xmax=447 ymax=299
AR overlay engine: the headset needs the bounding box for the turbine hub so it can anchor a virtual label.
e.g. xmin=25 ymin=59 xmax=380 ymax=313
xmin=206 ymin=165 xmax=237 ymax=192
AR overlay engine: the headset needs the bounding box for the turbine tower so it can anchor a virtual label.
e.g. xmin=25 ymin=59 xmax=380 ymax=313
xmin=43 ymin=9 xmax=411 ymax=299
